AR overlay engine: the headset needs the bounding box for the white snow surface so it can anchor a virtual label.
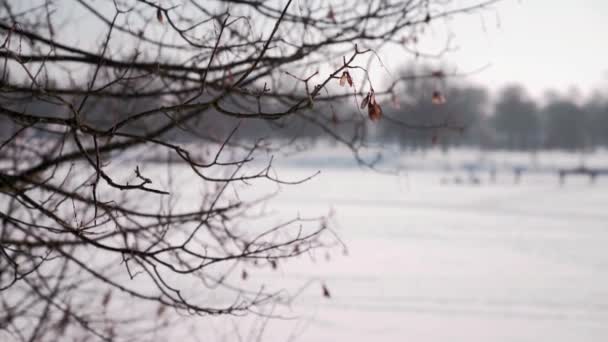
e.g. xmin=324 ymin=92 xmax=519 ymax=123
xmin=170 ymin=148 xmax=608 ymax=342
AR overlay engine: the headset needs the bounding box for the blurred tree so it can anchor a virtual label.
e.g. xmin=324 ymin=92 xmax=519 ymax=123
xmin=491 ymin=85 xmax=540 ymax=150
xmin=542 ymin=98 xmax=588 ymax=150
xmin=376 ymin=65 xmax=489 ymax=150
xmin=439 ymin=85 xmax=489 ymax=148
xmin=0 ymin=0 xmax=499 ymax=341
xmin=583 ymin=92 xmax=608 ymax=148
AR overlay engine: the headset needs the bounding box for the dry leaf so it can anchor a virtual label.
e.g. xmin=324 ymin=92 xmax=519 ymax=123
xmin=431 ymin=70 xmax=445 ymax=78
xmin=368 ymin=102 xmax=383 ymax=122
xmin=339 ymin=71 xmax=353 ymax=87
xmin=156 ymin=304 xmax=166 ymax=317
xmin=241 ymin=269 xmax=248 ymax=280
xmin=339 ymin=72 xmax=347 ymax=87
xmin=432 ymin=90 xmax=446 ymax=105
xmin=346 ymin=72 xmax=353 ymax=87
xmin=360 ymin=92 xmax=371 ymax=109
xmin=156 ymin=8 xmax=163 ymax=23
xmin=327 ymin=6 xmax=336 ymax=23
xmin=322 ymin=283 xmax=331 ymax=298
xmin=361 ymin=89 xmax=382 ymax=122
xmin=102 ymin=290 xmax=112 ymax=308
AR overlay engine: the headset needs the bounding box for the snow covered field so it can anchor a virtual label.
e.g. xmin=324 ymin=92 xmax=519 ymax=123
xmin=14 ymin=146 xmax=603 ymax=341
xmin=186 ymin=148 xmax=608 ymax=342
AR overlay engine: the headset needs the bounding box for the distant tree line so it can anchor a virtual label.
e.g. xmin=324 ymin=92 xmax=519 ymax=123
xmin=374 ymin=71 xmax=608 ymax=152
xmin=486 ymin=85 xmax=608 ymax=151
xmin=3 ymin=68 xmax=607 ymax=153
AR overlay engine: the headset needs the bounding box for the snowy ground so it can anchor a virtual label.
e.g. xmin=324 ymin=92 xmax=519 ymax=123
xmin=182 ymin=148 xmax=608 ymax=342
xmin=17 ymin=146 xmax=603 ymax=341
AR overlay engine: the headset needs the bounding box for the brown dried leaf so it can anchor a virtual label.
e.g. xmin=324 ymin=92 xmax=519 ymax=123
xmin=327 ymin=6 xmax=336 ymax=23
xmin=322 ymin=283 xmax=331 ymax=298
xmin=346 ymin=72 xmax=353 ymax=87
xmin=432 ymin=90 xmax=446 ymax=105
xmin=156 ymin=304 xmax=166 ymax=317
xmin=360 ymin=92 xmax=371 ymax=109
xmin=339 ymin=72 xmax=347 ymax=87
xmin=369 ymin=91 xmax=377 ymax=106
xmin=156 ymin=8 xmax=163 ymax=23
xmin=102 ymin=290 xmax=112 ymax=308
xmin=431 ymin=70 xmax=445 ymax=78
xmin=368 ymin=103 xmax=383 ymax=122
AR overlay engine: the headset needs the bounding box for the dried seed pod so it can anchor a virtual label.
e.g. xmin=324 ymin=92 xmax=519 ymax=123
xmin=102 ymin=289 xmax=112 ymax=308
xmin=368 ymin=102 xmax=383 ymax=122
xmin=339 ymin=72 xmax=347 ymax=86
xmin=360 ymin=92 xmax=371 ymax=109
xmin=431 ymin=70 xmax=445 ymax=78
xmin=327 ymin=6 xmax=336 ymax=23
xmin=322 ymin=283 xmax=331 ymax=298
xmin=156 ymin=304 xmax=166 ymax=317
xmin=432 ymin=90 xmax=446 ymax=104
xmin=338 ymin=71 xmax=353 ymax=87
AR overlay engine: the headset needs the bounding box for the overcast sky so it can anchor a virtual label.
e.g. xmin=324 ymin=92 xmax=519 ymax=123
xmin=406 ymin=0 xmax=608 ymax=99
xmin=31 ymin=0 xmax=608 ymax=101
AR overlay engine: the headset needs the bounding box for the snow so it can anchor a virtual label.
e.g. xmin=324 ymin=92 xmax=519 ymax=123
xmin=11 ymin=144 xmax=608 ymax=341
xmin=191 ymin=150 xmax=608 ymax=342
